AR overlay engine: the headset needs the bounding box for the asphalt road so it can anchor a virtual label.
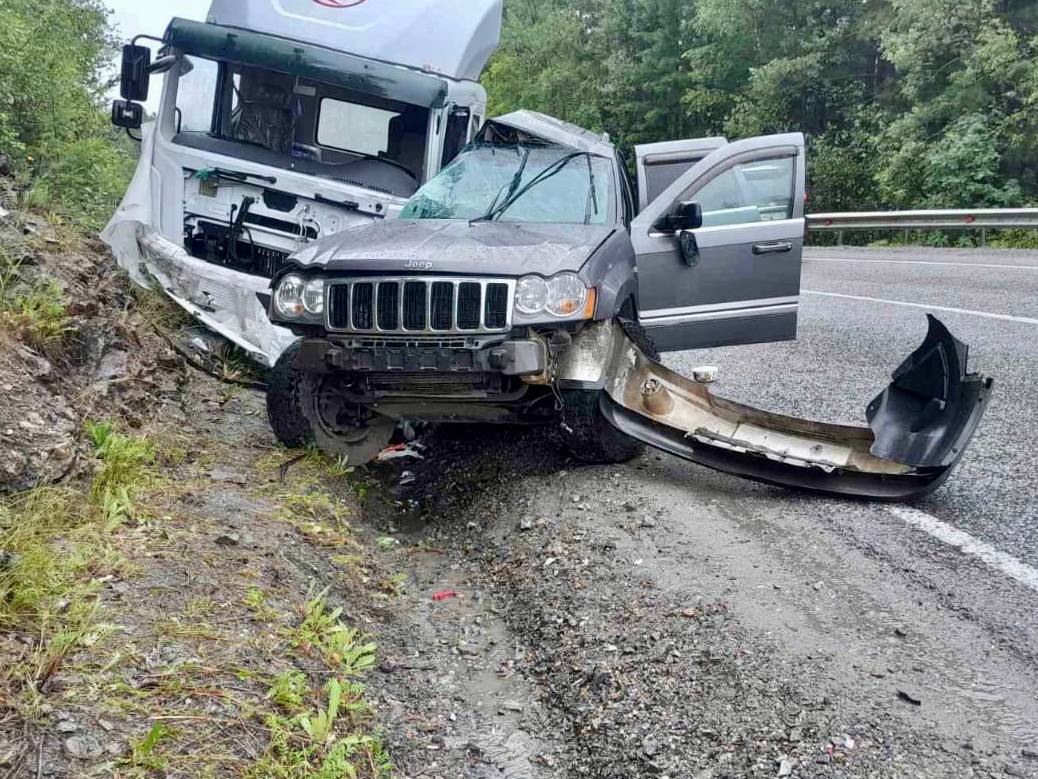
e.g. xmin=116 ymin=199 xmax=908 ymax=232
xmin=667 ymin=245 xmax=1038 ymax=569
xmin=381 ymin=245 xmax=1038 ymax=775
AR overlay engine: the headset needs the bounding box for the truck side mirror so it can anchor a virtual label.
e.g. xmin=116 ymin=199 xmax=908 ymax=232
xmin=654 ymin=200 xmax=703 ymax=233
xmin=111 ymin=99 xmax=143 ymax=131
xmin=120 ymin=44 xmax=152 ymax=102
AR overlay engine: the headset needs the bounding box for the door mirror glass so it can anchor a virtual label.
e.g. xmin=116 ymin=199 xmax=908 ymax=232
xmin=111 ymin=99 xmax=143 ymax=130
xmin=654 ymin=200 xmax=702 ymax=233
xmin=120 ymin=44 xmax=152 ymax=102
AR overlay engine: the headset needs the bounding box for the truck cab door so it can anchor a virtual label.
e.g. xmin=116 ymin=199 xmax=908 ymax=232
xmin=634 ymin=137 xmax=727 ymax=212
xmin=631 ymin=133 xmax=806 ymax=352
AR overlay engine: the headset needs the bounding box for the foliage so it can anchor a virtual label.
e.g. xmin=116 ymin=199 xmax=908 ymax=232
xmin=0 ymin=238 xmax=71 ymax=351
xmin=85 ymin=421 xmax=156 ymax=506
xmin=0 ymin=0 xmax=135 ymax=228
xmin=294 ymin=588 xmax=378 ymax=676
xmin=483 ymin=0 xmax=1038 ymax=213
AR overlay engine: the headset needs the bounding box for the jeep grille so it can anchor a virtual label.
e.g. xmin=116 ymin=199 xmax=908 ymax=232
xmin=326 ymin=278 xmax=515 ymax=335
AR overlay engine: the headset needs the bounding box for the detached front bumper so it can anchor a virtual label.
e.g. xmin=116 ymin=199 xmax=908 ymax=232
xmin=569 ymin=317 xmax=992 ymax=501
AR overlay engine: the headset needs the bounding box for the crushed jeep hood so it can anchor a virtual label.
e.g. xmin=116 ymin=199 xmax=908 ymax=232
xmin=285 ymin=219 xmax=615 ymax=278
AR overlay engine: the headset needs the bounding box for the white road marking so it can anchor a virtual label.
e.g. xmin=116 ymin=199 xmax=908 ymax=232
xmin=887 ymin=506 xmax=1038 ymax=596
xmin=809 ymin=256 xmax=1038 ymax=271
xmin=802 ymin=290 xmax=1038 ymax=326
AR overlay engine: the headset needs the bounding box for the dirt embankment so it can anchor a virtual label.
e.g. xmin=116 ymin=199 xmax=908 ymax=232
xmin=0 ymin=191 xmax=546 ymax=778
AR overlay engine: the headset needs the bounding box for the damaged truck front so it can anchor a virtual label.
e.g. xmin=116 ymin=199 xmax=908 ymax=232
xmin=264 ymin=111 xmax=993 ymax=500
xmin=103 ymin=0 xmax=503 ymax=366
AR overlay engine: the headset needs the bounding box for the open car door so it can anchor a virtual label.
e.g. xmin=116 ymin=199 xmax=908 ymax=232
xmin=632 ymin=134 xmax=806 ymax=352
xmin=634 ymin=137 xmax=727 ymax=212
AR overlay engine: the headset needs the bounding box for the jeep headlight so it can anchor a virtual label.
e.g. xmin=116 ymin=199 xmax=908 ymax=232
xmin=514 ymin=273 xmax=592 ymax=319
xmin=274 ymin=275 xmax=324 ymax=320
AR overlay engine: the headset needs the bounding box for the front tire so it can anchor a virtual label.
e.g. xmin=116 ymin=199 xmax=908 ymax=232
xmin=555 ymin=390 xmax=645 ymax=464
xmin=297 ymin=373 xmax=395 ymax=465
xmin=267 ymin=340 xmax=313 ymax=449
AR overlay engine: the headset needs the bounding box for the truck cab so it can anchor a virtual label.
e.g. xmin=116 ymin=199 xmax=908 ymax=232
xmin=104 ymin=0 xmax=502 ymax=366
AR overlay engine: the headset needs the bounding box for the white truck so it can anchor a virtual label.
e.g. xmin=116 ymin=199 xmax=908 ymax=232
xmin=103 ymin=0 xmax=502 ymax=366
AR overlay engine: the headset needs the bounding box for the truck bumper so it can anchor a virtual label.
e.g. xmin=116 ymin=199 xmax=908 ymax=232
xmin=584 ymin=316 xmax=992 ymax=501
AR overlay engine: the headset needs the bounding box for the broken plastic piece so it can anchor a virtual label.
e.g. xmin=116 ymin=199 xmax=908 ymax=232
xmin=692 ymin=366 xmax=718 ymax=384
xmin=600 ymin=316 xmax=992 ymax=500
xmin=432 ymin=590 xmax=460 ymax=602
xmin=866 ymin=315 xmax=991 ymax=468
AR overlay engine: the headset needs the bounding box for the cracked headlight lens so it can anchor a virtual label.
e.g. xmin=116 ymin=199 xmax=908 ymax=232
xmin=274 ymin=274 xmax=306 ymax=319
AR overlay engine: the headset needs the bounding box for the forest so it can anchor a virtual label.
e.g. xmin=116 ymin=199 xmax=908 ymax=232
xmin=482 ymin=0 xmax=1038 ymax=213
xmin=0 ymin=0 xmax=1035 ymax=224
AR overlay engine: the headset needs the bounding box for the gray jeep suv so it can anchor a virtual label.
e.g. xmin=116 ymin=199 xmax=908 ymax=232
xmin=263 ymin=111 xmax=991 ymax=500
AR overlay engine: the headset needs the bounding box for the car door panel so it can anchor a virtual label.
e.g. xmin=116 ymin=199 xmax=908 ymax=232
xmin=631 ymin=133 xmax=806 ymax=352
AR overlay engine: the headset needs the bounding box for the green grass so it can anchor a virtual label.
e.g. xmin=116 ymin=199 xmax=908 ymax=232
xmin=119 ymin=722 xmax=173 ymax=774
xmin=0 ymin=240 xmax=71 ymax=351
xmin=248 ymin=681 xmax=391 ymax=779
xmin=267 ymin=670 xmax=309 ymax=712
xmin=0 ymin=423 xmax=157 ymax=721
xmin=85 ymin=420 xmax=156 ymax=506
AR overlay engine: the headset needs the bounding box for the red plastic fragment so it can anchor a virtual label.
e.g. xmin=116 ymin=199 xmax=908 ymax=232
xmin=432 ymin=590 xmax=459 ymax=602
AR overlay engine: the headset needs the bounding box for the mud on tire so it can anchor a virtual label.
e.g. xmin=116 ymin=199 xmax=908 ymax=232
xmin=555 ymin=390 xmax=645 ymax=464
xmin=266 ymin=340 xmax=313 ymax=449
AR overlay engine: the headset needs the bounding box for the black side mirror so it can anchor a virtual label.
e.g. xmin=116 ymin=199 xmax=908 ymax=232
xmin=120 ymin=44 xmax=152 ymax=102
xmin=654 ymin=200 xmax=703 ymax=233
xmin=111 ymin=99 xmax=143 ymax=131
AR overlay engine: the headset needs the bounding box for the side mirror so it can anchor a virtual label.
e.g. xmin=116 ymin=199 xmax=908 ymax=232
xmin=120 ymin=44 xmax=152 ymax=102
xmin=655 ymin=200 xmax=703 ymax=233
xmin=111 ymin=99 xmax=144 ymax=131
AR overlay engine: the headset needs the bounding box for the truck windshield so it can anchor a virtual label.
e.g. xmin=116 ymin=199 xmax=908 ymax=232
xmin=173 ymin=55 xmax=430 ymax=197
xmin=399 ymin=144 xmax=613 ymax=224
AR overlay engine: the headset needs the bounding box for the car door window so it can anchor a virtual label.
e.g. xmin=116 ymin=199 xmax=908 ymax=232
xmin=691 ymin=156 xmax=795 ymax=227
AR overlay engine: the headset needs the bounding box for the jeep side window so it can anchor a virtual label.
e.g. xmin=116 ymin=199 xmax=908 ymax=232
xmin=689 ymin=156 xmax=795 ymax=227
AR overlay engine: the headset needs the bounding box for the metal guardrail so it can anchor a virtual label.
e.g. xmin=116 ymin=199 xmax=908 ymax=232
xmin=806 ymin=208 xmax=1038 ymax=244
xmin=807 ymin=208 xmax=1038 ymax=231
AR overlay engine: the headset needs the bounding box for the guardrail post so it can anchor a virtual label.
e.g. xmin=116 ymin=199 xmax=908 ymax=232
xmin=980 ymin=228 xmax=987 ymax=247
xmin=837 ymin=230 xmax=844 ymax=247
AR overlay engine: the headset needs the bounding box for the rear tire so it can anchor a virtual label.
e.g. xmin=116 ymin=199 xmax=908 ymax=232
xmin=266 ymin=340 xmax=313 ymax=449
xmin=556 ymin=390 xmax=645 ymax=464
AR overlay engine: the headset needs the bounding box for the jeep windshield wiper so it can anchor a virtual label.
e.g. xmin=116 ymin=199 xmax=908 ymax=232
xmin=584 ymin=154 xmax=599 ymax=224
xmin=470 ymin=146 xmax=532 ymax=225
xmin=471 ymin=151 xmax=593 ymax=224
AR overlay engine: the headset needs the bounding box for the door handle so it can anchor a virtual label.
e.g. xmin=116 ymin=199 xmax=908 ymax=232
xmin=752 ymin=241 xmax=793 ymax=255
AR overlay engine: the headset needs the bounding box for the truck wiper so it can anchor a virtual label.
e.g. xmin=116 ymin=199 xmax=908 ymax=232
xmin=470 ymin=146 xmax=532 ymax=225
xmin=472 ymin=151 xmax=593 ymax=224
